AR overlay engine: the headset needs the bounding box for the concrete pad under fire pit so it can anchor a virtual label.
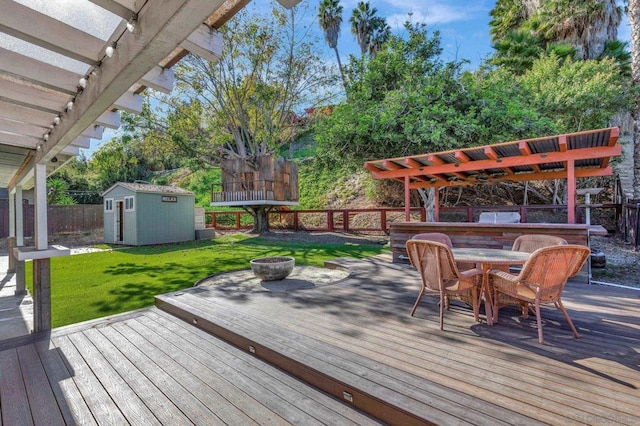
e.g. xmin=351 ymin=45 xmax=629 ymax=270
xmin=196 ymin=265 xmax=350 ymax=293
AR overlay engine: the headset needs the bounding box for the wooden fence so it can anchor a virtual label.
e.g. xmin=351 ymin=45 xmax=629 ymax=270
xmin=205 ymin=204 xmax=621 ymax=234
xmin=622 ymin=201 xmax=640 ymax=249
xmin=0 ymin=201 xmax=103 ymax=238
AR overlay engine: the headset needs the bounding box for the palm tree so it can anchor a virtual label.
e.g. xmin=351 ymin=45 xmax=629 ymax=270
xmin=318 ymin=0 xmax=347 ymax=89
xmin=367 ymin=16 xmax=390 ymax=57
xmin=350 ymin=1 xmax=376 ymax=55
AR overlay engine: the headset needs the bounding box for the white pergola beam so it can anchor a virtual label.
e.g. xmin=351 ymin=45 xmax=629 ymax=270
xmin=88 ymin=0 xmax=140 ymax=20
xmin=0 ymin=0 xmax=104 ymax=64
xmin=0 ymin=77 xmax=68 ymax=114
xmin=0 ymin=47 xmax=79 ymax=95
xmin=82 ymin=125 xmax=105 ymax=139
xmin=0 ymin=117 xmax=47 ymax=139
xmin=180 ymin=25 xmax=223 ymax=63
xmin=70 ymin=137 xmax=91 ymax=149
xmin=95 ymin=111 xmax=121 ymax=129
xmin=0 ymin=131 xmax=39 ymax=149
xmin=139 ymin=66 xmax=174 ymax=94
xmin=61 ymin=145 xmax=81 ymax=156
xmin=36 ymin=0 xmax=227 ymax=163
xmin=0 ymin=100 xmax=52 ymax=127
xmin=114 ymin=92 xmax=143 ymax=114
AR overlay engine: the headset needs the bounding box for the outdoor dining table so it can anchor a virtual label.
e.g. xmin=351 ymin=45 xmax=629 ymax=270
xmin=451 ymin=248 xmax=531 ymax=326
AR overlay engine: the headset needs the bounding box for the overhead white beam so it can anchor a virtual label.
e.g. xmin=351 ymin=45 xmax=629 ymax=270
xmin=0 ymin=117 xmax=47 ymax=138
xmin=0 ymin=47 xmax=79 ymax=95
xmin=114 ymin=91 xmax=143 ymax=114
xmin=88 ymin=0 xmax=140 ymax=20
xmin=60 ymin=146 xmax=81 ymax=156
xmin=139 ymin=66 xmax=174 ymax=94
xmin=70 ymin=137 xmax=91 ymax=149
xmin=276 ymin=0 xmax=302 ymax=8
xmin=0 ymin=76 xmax=68 ymax=114
xmin=95 ymin=111 xmax=121 ymax=129
xmin=180 ymin=25 xmax=223 ymax=63
xmin=0 ymin=100 xmax=52 ymax=127
xmin=0 ymin=0 xmax=104 ymax=64
xmin=0 ymin=131 xmax=39 ymax=149
xmin=36 ymin=0 xmax=227 ymax=163
xmin=82 ymin=125 xmax=105 ymax=139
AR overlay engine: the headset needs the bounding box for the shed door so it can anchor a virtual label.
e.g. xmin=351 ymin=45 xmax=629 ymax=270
xmin=115 ymin=201 xmax=124 ymax=243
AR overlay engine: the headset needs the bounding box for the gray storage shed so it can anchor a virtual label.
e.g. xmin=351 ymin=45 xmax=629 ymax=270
xmin=102 ymin=182 xmax=195 ymax=245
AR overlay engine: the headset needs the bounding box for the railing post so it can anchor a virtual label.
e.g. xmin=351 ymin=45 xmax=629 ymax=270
xmin=520 ymin=206 xmax=527 ymax=223
xmin=236 ymin=212 xmax=241 ymax=230
xmin=420 ymin=207 xmax=426 ymax=222
xmin=467 ymin=207 xmax=473 ymax=222
xmin=381 ymin=209 xmax=387 ymax=232
xmin=212 ymin=212 xmax=217 ymax=229
xmin=327 ymin=210 xmax=334 ymax=232
xmin=293 ymin=211 xmax=299 ymax=231
xmin=343 ymin=210 xmax=349 ymax=232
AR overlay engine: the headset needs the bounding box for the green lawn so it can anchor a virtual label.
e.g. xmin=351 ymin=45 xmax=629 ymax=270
xmin=27 ymin=234 xmax=387 ymax=328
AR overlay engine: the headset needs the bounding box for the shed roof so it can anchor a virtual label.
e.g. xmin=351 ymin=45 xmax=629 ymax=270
xmin=102 ymin=182 xmax=194 ymax=196
xmin=364 ymin=127 xmax=621 ymax=188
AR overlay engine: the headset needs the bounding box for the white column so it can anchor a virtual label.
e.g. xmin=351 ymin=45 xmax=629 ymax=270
xmin=15 ymin=186 xmax=24 ymax=246
xmin=8 ymin=189 xmax=15 ymax=238
xmin=34 ymin=163 xmax=48 ymax=250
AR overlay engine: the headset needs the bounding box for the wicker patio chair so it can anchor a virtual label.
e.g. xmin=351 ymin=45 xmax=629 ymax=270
xmin=411 ymin=232 xmax=453 ymax=247
xmin=488 ymin=245 xmax=591 ymax=343
xmin=512 ymin=234 xmax=568 ymax=253
xmin=406 ymin=240 xmax=482 ymax=330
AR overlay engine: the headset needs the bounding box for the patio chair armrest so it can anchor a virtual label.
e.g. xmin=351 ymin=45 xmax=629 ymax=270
xmin=488 ymin=269 xmax=519 ymax=283
xmin=459 ymin=268 xmax=482 ymax=279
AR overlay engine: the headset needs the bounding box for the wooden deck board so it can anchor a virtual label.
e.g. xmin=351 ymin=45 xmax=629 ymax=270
xmin=2 ymin=309 xmax=373 ymax=425
xmin=155 ymin=256 xmax=640 ymax=425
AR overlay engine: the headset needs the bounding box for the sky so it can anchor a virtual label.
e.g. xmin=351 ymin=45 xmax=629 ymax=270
xmin=85 ymin=0 xmax=632 ymax=157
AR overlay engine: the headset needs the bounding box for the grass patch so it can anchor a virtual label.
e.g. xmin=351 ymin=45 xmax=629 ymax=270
xmin=27 ymin=234 xmax=387 ymax=328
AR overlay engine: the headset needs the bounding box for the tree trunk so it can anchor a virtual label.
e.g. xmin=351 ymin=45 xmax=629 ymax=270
xmin=334 ymin=46 xmax=348 ymax=92
xmin=248 ymin=206 xmax=271 ymax=234
xmin=417 ymin=188 xmax=436 ymax=222
xmin=630 ymin=0 xmax=640 ymax=199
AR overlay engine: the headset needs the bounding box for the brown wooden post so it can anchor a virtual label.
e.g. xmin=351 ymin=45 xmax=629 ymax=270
xmin=381 ymin=209 xmax=387 ymax=232
xmin=327 ymin=211 xmax=334 ymax=231
xmin=236 ymin=212 xmax=241 ymax=229
xmin=404 ymin=175 xmax=411 ymax=221
xmin=467 ymin=207 xmax=473 ymax=222
xmin=520 ymin=206 xmax=527 ymax=223
xmin=567 ymin=159 xmax=576 ymax=223
xmin=434 ymin=188 xmax=440 ymax=222
xmin=293 ymin=211 xmax=299 ymax=231
xmin=33 ymin=258 xmax=51 ymax=332
xmin=343 ymin=210 xmax=349 ymax=232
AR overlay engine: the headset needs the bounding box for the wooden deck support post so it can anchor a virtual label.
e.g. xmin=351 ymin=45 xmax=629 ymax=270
xmin=33 ymin=163 xmax=52 ymax=332
xmin=567 ymin=159 xmax=576 ymax=224
xmin=434 ymin=188 xmax=440 ymax=222
xmin=404 ymin=175 xmax=411 ymax=221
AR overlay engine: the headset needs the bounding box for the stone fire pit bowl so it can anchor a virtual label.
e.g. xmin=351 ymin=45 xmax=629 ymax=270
xmin=250 ymin=256 xmax=295 ymax=281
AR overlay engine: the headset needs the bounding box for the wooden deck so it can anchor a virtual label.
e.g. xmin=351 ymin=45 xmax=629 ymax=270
xmin=157 ymin=256 xmax=640 ymax=425
xmin=0 ymin=309 xmax=379 ymax=425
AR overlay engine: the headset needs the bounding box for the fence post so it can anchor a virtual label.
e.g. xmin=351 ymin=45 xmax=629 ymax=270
xmin=236 ymin=212 xmax=241 ymax=230
xmin=520 ymin=206 xmax=527 ymax=223
xmin=343 ymin=210 xmax=349 ymax=232
xmin=293 ymin=211 xmax=299 ymax=231
xmin=381 ymin=209 xmax=387 ymax=232
xmin=420 ymin=207 xmax=426 ymax=222
xmin=327 ymin=211 xmax=334 ymax=232
xmin=467 ymin=207 xmax=473 ymax=222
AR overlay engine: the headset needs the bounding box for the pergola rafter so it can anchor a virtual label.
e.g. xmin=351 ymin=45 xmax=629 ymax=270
xmin=364 ymin=127 xmax=621 ymax=224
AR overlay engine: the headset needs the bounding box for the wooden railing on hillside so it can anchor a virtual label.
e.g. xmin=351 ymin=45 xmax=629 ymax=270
xmin=205 ymin=204 xmax=621 ymax=234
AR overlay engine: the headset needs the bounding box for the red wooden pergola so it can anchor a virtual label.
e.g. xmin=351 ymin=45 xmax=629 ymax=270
xmin=364 ymin=127 xmax=621 ymax=224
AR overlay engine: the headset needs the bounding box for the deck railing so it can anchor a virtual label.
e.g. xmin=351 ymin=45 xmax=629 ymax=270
xmin=205 ymin=204 xmax=621 ymax=233
xmin=211 ymin=180 xmax=277 ymax=203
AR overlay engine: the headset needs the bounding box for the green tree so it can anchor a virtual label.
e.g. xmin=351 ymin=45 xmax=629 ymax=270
xmin=146 ymin=3 xmax=336 ymax=232
xmin=521 ymin=54 xmax=631 ymax=131
xmin=349 ymin=1 xmax=388 ymax=57
xmin=318 ymin=0 xmax=347 ymax=89
xmin=47 ymin=178 xmax=75 ymax=205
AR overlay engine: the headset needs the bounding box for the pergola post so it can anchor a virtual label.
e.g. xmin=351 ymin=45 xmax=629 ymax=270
xmin=7 ymin=189 xmax=16 ymax=273
xmin=404 ymin=175 xmax=411 ymax=221
xmin=434 ymin=188 xmax=440 ymax=222
xmin=567 ymin=159 xmax=576 ymax=224
xmin=11 ymin=186 xmax=26 ymax=294
xmin=33 ymin=163 xmax=51 ymax=332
